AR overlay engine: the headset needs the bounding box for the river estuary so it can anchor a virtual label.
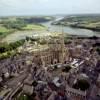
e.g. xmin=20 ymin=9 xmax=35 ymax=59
xmin=2 ymin=17 xmax=100 ymax=43
xmin=42 ymin=21 xmax=100 ymax=37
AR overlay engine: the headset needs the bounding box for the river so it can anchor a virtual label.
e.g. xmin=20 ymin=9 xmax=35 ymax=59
xmin=2 ymin=16 xmax=100 ymax=43
xmin=42 ymin=19 xmax=100 ymax=37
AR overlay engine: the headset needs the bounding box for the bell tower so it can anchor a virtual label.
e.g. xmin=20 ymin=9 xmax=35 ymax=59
xmin=58 ymin=26 xmax=65 ymax=63
xmin=48 ymin=29 xmax=66 ymax=64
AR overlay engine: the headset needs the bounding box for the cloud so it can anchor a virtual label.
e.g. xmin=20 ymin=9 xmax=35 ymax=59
xmin=0 ymin=0 xmax=100 ymax=16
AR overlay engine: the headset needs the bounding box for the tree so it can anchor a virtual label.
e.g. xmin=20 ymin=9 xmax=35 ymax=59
xmin=39 ymin=39 xmax=47 ymax=45
xmin=73 ymin=79 xmax=90 ymax=91
xmin=96 ymin=48 xmax=100 ymax=55
xmin=64 ymin=36 xmax=72 ymax=45
xmin=54 ymin=65 xmax=58 ymax=70
xmin=32 ymin=81 xmax=38 ymax=87
xmin=62 ymin=65 xmax=71 ymax=73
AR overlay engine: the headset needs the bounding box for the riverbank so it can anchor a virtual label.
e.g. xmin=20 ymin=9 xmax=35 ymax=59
xmin=52 ymin=22 xmax=100 ymax=32
xmin=1 ymin=16 xmax=100 ymax=43
xmin=0 ymin=24 xmax=47 ymax=43
xmin=42 ymin=21 xmax=100 ymax=37
xmin=52 ymin=15 xmax=100 ymax=32
xmin=0 ymin=16 xmax=53 ymax=41
xmin=67 ymin=25 xmax=100 ymax=32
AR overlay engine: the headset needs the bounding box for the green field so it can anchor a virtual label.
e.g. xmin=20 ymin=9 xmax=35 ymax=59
xmin=0 ymin=26 xmax=14 ymax=38
xmin=22 ymin=24 xmax=46 ymax=30
xmin=53 ymin=15 xmax=100 ymax=31
xmin=0 ymin=26 xmax=10 ymax=33
xmin=0 ymin=16 xmax=52 ymax=39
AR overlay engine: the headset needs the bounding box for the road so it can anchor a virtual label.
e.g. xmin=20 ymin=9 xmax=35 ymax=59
xmin=4 ymin=72 xmax=28 ymax=89
xmin=3 ymin=71 xmax=29 ymax=100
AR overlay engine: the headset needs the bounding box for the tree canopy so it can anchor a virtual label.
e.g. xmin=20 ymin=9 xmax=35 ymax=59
xmin=73 ymin=79 xmax=90 ymax=91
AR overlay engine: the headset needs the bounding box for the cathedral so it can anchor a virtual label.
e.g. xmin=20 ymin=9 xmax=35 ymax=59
xmin=33 ymin=32 xmax=69 ymax=66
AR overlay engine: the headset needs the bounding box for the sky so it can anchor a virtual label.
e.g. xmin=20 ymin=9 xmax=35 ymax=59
xmin=0 ymin=0 xmax=100 ymax=16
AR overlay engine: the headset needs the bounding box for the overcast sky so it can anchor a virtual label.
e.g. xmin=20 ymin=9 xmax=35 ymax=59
xmin=0 ymin=0 xmax=100 ymax=16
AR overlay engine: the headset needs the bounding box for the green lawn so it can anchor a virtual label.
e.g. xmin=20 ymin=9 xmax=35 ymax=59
xmin=0 ymin=26 xmax=15 ymax=39
xmin=22 ymin=24 xmax=46 ymax=30
xmin=0 ymin=26 xmax=10 ymax=33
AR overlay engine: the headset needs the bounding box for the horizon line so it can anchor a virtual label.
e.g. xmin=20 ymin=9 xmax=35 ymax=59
xmin=0 ymin=13 xmax=100 ymax=17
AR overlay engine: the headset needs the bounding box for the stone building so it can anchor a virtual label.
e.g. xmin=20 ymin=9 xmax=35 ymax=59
xmin=32 ymin=33 xmax=69 ymax=66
